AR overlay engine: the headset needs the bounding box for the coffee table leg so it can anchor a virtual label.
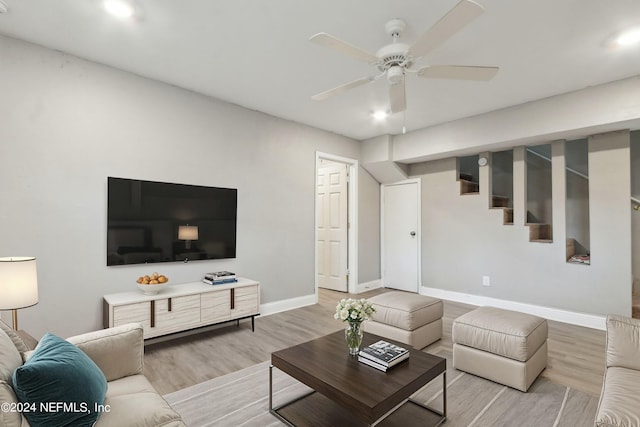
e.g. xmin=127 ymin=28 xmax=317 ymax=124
xmin=443 ymin=371 xmax=447 ymax=419
xmin=269 ymin=365 xmax=315 ymax=427
xmin=407 ymin=370 xmax=447 ymax=426
xmin=269 ymin=365 xmax=273 ymax=412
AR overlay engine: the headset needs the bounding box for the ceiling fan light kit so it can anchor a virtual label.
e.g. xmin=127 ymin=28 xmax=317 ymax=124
xmin=309 ymin=0 xmax=499 ymax=117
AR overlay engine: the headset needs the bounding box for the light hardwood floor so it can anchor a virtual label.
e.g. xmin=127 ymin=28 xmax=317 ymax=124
xmin=144 ymin=288 xmax=606 ymax=396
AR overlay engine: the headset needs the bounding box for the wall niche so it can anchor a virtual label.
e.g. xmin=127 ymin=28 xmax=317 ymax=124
xmin=526 ymin=144 xmax=553 ymax=242
xmin=565 ymin=138 xmax=590 ymax=265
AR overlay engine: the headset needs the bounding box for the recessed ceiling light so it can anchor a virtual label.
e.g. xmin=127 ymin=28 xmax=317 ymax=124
xmin=104 ymin=0 xmax=134 ymax=19
xmin=372 ymin=111 xmax=389 ymax=121
xmin=615 ymin=26 xmax=640 ymax=47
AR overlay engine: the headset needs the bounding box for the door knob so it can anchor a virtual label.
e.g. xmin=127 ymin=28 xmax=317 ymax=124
xmin=410 ymin=231 xmax=416 ymax=237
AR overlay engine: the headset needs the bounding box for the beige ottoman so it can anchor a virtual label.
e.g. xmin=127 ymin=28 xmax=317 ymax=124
xmin=365 ymin=292 xmax=443 ymax=349
xmin=452 ymin=306 xmax=548 ymax=392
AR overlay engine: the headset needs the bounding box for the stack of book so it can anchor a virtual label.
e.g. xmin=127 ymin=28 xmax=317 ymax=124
xmin=202 ymin=271 xmax=237 ymax=285
xmin=358 ymin=340 xmax=410 ymax=372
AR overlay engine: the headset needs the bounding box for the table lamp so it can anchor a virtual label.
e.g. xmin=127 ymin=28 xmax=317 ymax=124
xmin=0 ymin=257 xmax=39 ymax=330
xmin=178 ymin=225 xmax=199 ymax=250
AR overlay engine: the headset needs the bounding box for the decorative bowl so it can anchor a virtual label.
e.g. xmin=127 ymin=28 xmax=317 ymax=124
xmin=137 ymin=282 xmax=166 ymax=295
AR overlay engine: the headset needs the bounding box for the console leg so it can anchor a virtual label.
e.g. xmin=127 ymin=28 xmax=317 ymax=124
xmin=251 ymin=316 xmax=255 ymax=332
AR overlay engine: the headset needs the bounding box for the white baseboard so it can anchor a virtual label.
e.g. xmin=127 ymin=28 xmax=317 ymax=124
xmin=356 ymin=279 xmax=382 ymax=293
xmin=260 ymin=293 xmax=317 ymax=317
xmin=420 ymin=286 xmax=606 ymax=330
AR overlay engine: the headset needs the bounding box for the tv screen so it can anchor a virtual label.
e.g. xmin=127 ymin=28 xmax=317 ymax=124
xmin=107 ymin=177 xmax=237 ymax=266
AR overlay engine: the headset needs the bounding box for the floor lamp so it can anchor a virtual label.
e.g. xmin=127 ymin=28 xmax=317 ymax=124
xmin=0 ymin=257 xmax=39 ymax=331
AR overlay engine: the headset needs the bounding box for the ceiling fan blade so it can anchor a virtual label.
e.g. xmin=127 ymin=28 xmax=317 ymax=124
xmin=417 ymin=65 xmax=499 ymax=80
xmin=389 ymin=80 xmax=406 ymax=114
xmin=408 ymin=0 xmax=484 ymax=58
xmin=309 ymin=33 xmax=379 ymax=64
xmin=311 ymin=76 xmax=376 ymax=101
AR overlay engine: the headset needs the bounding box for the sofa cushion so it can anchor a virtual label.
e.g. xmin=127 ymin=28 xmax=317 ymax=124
xmin=0 ymin=380 xmax=28 ymax=427
xmin=0 ymin=328 xmax=23 ymax=384
xmin=605 ymin=315 xmax=640 ymax=370
xmin=97 ymin=375 xmax=184 ymax=427
xmin=369 ymin=292 xmax=442 ymax=330
xmin=452 ymin=306 xmax=547 ymax=362
xmin=595 ymin=366 xmax=640 ymax=427
xmin=66 ymin=323 xmax=144 ymax=382
xmin=0 ymin=320 xmax=29 ymax=354
xmin=12 ymin=333 xmax=107 ymax=427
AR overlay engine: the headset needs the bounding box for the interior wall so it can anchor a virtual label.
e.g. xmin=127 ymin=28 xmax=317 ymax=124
xmin=409 ymin=130 xmax=632 ymax=317
xmin=0 ymin=35 xmax=370 ymax=338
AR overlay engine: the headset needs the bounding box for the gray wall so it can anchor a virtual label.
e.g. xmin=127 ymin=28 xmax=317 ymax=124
xmin=0 ymin=35 xmax=370 ymax=337
xmin=410 ymin=131 xmax=632 ymax=316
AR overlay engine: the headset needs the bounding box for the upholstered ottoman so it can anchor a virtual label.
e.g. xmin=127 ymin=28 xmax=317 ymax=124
xmin=365 ymin=292 xmax=443 ymax=349
xmin=452 ymin=306 xmax=548 ymax=392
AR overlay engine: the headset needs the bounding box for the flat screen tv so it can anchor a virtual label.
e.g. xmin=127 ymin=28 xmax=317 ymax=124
xmin=107 ymin=177 xmax=237 ymax=266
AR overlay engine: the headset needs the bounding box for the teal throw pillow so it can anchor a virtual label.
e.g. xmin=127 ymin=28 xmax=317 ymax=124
xmin=12 ymin=333 xmax=107 ymax=427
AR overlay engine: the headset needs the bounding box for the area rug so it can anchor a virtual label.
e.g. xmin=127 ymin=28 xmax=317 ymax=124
xmin=164 ymin=350 xmax=598 ymax=427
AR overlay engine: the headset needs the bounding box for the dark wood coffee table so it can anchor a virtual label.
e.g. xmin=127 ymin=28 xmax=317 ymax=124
xmin=269 ymin=331 xmax=446 ymax=426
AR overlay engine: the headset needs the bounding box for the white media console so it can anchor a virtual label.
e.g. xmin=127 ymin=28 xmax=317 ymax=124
xmin=103 ymin=278 xmax=260 ymax=339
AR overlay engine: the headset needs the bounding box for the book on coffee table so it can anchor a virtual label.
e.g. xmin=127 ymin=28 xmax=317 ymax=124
xmin=358 ymin=340 xmax=409 ymax=370
xmin=357 ymin=355 xmax=391 ymax=372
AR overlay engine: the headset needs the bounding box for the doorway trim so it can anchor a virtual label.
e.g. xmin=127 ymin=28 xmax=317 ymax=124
xmin=380 ymin=178 xmax=421 ymax=292
xmin=315 ymin=152 xmax=359 ymax=297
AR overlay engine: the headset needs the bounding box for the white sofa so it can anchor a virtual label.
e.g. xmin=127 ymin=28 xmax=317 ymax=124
xmin=0 ymin=321 xmax=185 ymax=427
xmin=595 ymin=315 xmax=640 ymax=427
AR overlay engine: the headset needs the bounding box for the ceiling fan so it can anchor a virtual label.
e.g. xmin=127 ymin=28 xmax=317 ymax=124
xmin=309 ymin=0 xmax=498 ymax=114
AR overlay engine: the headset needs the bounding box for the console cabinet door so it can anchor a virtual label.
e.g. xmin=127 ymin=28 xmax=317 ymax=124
xmin=231 ymin=285 xmax=259 ymax=319
xmin=113 ymin=302 xmax=152 ymax=336
xmin=201 ymin=290 xmax=231 ymax=324
xmin=153 ymin=295 xmax=201 ymax=336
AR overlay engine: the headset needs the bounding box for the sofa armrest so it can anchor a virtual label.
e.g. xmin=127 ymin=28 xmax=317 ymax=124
xmin=606 ymin=315 xmax=640 ymax=370
xmin=66 ymin=323 xmax=144 ymax=382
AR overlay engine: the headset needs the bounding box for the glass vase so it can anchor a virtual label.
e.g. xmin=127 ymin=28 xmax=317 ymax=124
xmin=345 ymin=321 xmax=363 ymax=356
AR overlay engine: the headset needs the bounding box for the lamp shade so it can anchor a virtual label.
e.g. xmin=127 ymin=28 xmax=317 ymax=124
xmin=0 ymin=257 xmax=39 ymax=310
xmin=178 ymin=225 xmax=198 ymax=241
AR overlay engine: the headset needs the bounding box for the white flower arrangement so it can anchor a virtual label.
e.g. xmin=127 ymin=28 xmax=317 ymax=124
xmin=334 ymin=298 xmax=376 ymax=323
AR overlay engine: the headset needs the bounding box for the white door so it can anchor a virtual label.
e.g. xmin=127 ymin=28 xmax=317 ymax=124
xmin=382 ymin=180 xmax=420 ymax=292
xmin=317 ymin=162 xmax=349 ymax=292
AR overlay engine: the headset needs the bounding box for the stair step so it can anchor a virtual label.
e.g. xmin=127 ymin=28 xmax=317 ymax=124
xmin=503 ymin=208 xmax=513 ymax=225
xmin=490 ymin=207 xmax=514 ymax=224
xmin=460 ymin=179 xmax=479 ymax=194
xmin=528 ymin=223 xmax=552 ymax=242
xmin=491 ymin=195 xmax=510 ymax=208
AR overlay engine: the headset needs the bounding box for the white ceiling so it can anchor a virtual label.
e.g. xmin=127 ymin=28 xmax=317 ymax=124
xmin=1 ymin=0 xmax=639 ymax=141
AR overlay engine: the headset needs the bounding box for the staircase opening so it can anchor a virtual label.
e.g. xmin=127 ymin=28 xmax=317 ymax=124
xmin=632 ymin=130 xmax=639 ymax=318
xmin=526 ymin=144 xmax=553 ymax=242
xmin=565 ymin=138 xmax=590 ymax=265
xmin=458 ymin=155 xmax=479 ymax=195
xmin=491 ymin=150 xmax=514 ymax=225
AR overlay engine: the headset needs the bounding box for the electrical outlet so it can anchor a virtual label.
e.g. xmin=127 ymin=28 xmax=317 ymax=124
xmin=482 ymin=276 xmax=491 ymax=287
